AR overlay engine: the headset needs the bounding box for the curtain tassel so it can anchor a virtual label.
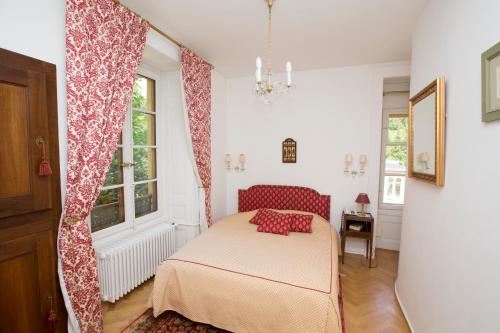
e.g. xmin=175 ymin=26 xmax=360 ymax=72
xmin=37 ymin=137 xmax=53 ymax=176
xmin=47 ymin=310 xmax=57 ymax=331
xmin=46 ymin=296 xmax=57 ymax=331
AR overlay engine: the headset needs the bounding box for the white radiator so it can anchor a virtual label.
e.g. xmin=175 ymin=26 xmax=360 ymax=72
xmin=95 ymin=224 xmax=176 ymax=303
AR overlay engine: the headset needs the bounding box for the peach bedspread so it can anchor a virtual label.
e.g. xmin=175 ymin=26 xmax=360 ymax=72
xmin=150 ymin=210 xmax=341 ymax=333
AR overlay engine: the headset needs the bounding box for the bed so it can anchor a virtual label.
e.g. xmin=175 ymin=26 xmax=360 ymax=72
xmin=150 ymin=185 xmax=342 ymax=333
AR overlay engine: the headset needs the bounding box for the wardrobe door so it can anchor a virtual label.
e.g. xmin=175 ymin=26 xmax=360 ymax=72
xmin=0 ymin=61 xmax=52 ymax=219
xmin=0 ymin=48 xmax=65 ymax=333
xmin=0 ymin=231 xmax=56 ymax=333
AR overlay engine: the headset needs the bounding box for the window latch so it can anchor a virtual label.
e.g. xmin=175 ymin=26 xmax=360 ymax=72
xmin=120 ymin=162 xmax=135 ymax=168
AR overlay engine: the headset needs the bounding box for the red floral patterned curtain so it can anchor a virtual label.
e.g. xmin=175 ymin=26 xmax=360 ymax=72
xmin=180 ymin=47 xmax=212 ymax=229
xmin=59 ymin=0 xmax=148 ymax=331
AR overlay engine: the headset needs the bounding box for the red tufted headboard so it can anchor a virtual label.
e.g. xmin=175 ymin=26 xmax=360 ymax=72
xmin=238 ymin=185 xmax=331 ymax=221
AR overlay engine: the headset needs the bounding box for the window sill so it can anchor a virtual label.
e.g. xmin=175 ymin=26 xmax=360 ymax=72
xmin=92 ymin=216 xmax=172 ymax=249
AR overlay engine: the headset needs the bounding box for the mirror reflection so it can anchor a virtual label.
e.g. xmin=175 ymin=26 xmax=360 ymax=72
xmin=408 ymin=77 xmax=445 ymax=186
xmin=412 ymin=93 xmax=436 ymax=175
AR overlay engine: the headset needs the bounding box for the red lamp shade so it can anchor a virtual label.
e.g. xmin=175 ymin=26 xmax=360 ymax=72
xmin=355 ymin=193 xmax=370 ymax=204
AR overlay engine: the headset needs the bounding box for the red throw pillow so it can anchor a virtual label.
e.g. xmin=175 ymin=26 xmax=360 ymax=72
xmin=250 ymin=209 xmax=313 ymax=233
xmin=249 ymin=208 xmax=283 ymax=225
xmin=288 ymin=213 xmax=313 ymax=233
xmin=256 ymin=211 xmax=291 ymax=236
xmin=249 ymin=209 xmax=269 ymax=225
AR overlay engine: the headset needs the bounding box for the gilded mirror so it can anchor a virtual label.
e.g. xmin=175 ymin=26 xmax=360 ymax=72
xmin=408 ymin=78 xmax=445 ymax=186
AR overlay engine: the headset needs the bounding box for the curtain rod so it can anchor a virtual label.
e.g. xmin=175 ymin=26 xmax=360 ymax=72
xmin=112 ymin=0 xmax=214 ymax=69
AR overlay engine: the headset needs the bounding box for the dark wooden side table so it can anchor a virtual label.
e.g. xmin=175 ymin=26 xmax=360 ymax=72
xmin=341 ymin=212 xmax=375 ymax=268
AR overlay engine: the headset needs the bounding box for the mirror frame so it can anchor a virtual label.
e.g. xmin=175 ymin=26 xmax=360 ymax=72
xmin=408 ymin=77 xmax=446 ymax=186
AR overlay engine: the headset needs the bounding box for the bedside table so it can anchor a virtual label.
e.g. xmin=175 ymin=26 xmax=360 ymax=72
xmin=341 ymin=211 xmax=375 ymax=268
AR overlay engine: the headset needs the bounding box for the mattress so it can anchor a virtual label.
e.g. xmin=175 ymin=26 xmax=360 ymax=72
xmin=150 ymin=210 xmax=341 ymax=333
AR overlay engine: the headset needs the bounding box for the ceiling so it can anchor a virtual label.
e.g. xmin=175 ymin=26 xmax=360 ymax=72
xmin=122 ymin=0 xmax=429 ymax=78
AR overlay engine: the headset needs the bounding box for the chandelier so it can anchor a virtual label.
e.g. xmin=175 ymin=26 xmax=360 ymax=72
xmin=254 ymin=0 xmax=293 ymax=105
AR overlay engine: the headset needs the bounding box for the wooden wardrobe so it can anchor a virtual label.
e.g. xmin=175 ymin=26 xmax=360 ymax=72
xmin=0 ymin=48 xmax=67 ymax=332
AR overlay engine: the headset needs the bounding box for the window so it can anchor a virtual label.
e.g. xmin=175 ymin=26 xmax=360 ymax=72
xmin=91 ymin=74 xmax=159 ymax=233
xmin=382 ymin=114 xmax=408 ymax=205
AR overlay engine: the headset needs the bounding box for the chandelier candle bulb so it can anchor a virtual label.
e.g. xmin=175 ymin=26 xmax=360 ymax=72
xmin=286 ymin=61 xmax=292 ymax=86
xmin=256 ymin=57 xmax=262 ymax=82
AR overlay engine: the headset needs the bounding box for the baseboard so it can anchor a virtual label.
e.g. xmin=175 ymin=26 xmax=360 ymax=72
xmin=394 ymin=280 xmax=415 ymax=333
xmin=344 ymin=247 xmax=365 ymax=256
xmin=375 ymin=238 xmax=401 ymax=251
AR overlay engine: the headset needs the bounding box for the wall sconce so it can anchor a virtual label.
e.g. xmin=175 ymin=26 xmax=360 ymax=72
xmin=225 ymin=153 xmax=246 ymax=172
xmin=224 ymin=154 xmax=232 ymax=170
xmin=234 ymin=154 xmax=246 ymax=172
xmin=344 ymin=154 xmax=353 ymax=175
xmin=344 ymin=154 xmax=368 ymax=178
xmin=419 ymin=152 xmax=429 ymax=170
xmin=359 ymin=154 xmax=367 ymax=175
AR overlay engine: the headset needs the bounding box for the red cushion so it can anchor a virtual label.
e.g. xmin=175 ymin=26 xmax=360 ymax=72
xmin=288 ymin=213 xmax=313 ymax=233
xmin=250 ymin=209 xmax=285 ymax=224
xmin=255 ymin=210 xmax=291 ymax=236
xmin=251 ymin=209 xmax=313 ymax=233
xmin=249 ymin=209 xmax=269 ymax=225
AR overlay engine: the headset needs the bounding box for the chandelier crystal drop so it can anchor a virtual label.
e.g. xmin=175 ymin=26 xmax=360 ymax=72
xmin=254 ymin=0 xmax=293 ymax=106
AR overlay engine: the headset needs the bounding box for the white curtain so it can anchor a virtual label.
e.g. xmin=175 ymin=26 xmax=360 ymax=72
xmin=179 ymin=70 xmax=209 ymax=232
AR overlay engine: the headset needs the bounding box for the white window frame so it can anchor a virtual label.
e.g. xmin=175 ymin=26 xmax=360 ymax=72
xmin=91 ymin=66 xmax=166 ymax=241
xmin=379 ymin=108 xmax=408 ymax=210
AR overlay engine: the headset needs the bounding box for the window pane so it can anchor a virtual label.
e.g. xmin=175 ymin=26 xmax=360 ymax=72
xmin=388 ymin=116 xmax=408 ymax=143
xmin=132 ymin=75 xmax=155 ymax=112
xmin=91 ymin=187 xmax=125 ymax=232
xmin=133 ymin=112 xmax=156 ymax=145
xmin=104 ymin=148 xmax=123 ymax=186
xmin=135 ymin=181 xmax=157 ymax=218
xmin=133 ymin=148 xmax=156 ymax=181
xmin=385 ymin=146 xmax=407 ymax=173
xmin=383 ymin=176 xmax=406 ymax=204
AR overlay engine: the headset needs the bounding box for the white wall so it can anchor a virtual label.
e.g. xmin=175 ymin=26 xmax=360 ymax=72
xmin=225 ymin=62 xmax=410 ymax=254
xmin=211 ymin=71 xmax=228 ymax=222
xmin=396 ymin=0 xmax=500 ymax=332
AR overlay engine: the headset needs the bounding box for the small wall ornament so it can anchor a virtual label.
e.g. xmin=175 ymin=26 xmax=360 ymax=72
xmin=282 ymin=138 xmax=297 ymax=163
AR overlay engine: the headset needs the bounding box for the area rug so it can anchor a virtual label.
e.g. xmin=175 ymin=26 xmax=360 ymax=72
xmin=122 ymin=276 xmax=346 ymax=333
xmin=121 ymin=309 xmax=229 ymax=333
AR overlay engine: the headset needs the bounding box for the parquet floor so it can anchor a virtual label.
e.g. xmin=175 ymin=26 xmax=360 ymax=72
xmin=102 ymin=279 xmax=153 ymax=333
xmin=103 ymin=249 xmax=410 ymax=332
xmin=340 ymin=249 xmax=410 ymax=333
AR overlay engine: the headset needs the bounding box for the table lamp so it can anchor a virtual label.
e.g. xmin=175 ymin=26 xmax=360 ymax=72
xmin=355 ymin=193 xmax=370 ymax=215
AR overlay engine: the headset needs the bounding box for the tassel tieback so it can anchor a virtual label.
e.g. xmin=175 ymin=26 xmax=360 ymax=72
xmin=47 ymin=309 xmax=57 ymax=331
xmin=46 ymin=295 xmax=57 ymax=331
xmin=37 ymin=137 xmax=53 ymax=176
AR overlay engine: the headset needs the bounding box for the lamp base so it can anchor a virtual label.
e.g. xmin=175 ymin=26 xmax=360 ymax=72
xmin=358 ymin=204 xmax=366 ymax=216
